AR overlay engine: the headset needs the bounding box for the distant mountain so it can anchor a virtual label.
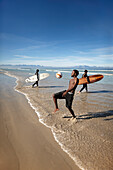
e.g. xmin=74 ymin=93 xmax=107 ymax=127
xmin=71 ymin=65 xmax=113 ymax=70
xmin=0 ymin=64 xmax=113 ymax=70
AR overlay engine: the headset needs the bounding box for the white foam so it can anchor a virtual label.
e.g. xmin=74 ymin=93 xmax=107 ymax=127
xmin=79 ymin=72 xmax=113 ymax=76
xmin=4 ymin=71 xmax=85 ymax=170
xmin=88 ymin=70 xmax=113 ymax=72
xmin=4 ymin=71 xmax=19 ymax=80
xmin=46 ymin=69 xmax=113 ymax=76
xmin=46 ymin=69 xmax=71 ymax=73
xmin=46 ymin=69 xmax=62 ymax=72
xmin=17 ymin=68 xmax=31 ymax=71
xmin=51 ymin=129 xmax=85 ymax=170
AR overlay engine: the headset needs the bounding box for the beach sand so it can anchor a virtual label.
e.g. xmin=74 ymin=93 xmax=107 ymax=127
xmin=0 ymin=74 xmax=80 ymax=170
xmin=0 ymin=69 xmax=113 ymax=170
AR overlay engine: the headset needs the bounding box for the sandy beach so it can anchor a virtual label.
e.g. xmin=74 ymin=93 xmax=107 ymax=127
xmin=0 ymin=73 xmax=80 ymax=170
xmin=0 ymin=68 xmax=113 ymax=170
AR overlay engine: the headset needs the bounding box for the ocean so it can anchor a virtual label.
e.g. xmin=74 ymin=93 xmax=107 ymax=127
xmin=0 ymin=66 xmax=113 ymax=170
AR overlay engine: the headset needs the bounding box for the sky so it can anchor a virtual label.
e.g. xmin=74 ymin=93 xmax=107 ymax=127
xmin=0 ymin=0 xmax=113 ymax=67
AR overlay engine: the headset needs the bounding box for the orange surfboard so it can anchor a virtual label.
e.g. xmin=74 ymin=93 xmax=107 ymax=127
xmin=78 ymin=74 xmax=104 ymax=85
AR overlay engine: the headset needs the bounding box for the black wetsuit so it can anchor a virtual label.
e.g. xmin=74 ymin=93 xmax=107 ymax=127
xmin=79 ymin=73 xmax=88 ymax=92
xmin=32 ymin=70 xmax=39 ymax=87
xmin=54 ymin=78 xmax=79 ymax=110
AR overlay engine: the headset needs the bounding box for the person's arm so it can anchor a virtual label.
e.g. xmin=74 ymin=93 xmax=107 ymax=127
xmin=82 ymin=73 xmax=85 ymax=78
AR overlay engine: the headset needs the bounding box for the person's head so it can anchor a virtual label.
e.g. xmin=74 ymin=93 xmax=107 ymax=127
xmin=71 ymin=69 xmax=79 ymax=77
xmin=84 ymin=70 xmax=88 ymax=73
xmin=36 ymin=69 xmax=39 ymax=72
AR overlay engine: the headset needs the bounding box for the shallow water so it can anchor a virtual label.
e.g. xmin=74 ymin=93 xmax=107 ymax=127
xmin=0 ymin=66 xmax=113 ymax=170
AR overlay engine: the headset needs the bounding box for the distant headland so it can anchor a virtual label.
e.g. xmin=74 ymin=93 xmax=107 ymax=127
xmin=0 ymin=64 xmax=113 ymax=70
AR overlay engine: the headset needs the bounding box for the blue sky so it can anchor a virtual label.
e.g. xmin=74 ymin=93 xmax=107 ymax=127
xmin=0 ymin=0 xmax=113 ymax=67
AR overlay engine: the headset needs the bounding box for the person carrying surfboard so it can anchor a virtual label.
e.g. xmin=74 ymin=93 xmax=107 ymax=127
xmin=52 ymin=70 xmax=79 ymax=119
xmin=32 ymin=69 xmax=39 ymax=87
xmin=79 ymin=70 xmax=88 ymax=93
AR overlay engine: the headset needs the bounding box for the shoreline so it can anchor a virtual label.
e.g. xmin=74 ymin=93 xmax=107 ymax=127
xmin=0 ymin=72 xmax=81 ymax=170
xmin=3 ymin=69 xmax=84 ymax=170
xmin=1 ymin=69 xmax=113 ymax=170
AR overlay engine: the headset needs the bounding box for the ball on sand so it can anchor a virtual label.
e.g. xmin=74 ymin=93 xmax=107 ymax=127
xmin=56 ymin=72 xmax=62 ymax=79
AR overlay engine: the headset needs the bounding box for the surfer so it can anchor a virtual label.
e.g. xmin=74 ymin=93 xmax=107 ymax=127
xmin=52 ymin=70 xmax=79 ymax=119
xmin=79 ymin=70 xmax=88 ymax=93
xmin=32 ymin=69 xmax=39 ymax=87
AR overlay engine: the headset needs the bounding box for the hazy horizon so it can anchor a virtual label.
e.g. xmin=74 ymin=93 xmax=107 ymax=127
xmin=0 ymin=64 xmax=113 ymax=70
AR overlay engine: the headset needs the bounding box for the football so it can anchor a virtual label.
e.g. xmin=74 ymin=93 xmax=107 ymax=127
xmin=56 ymin=72 xmax=62 ymax=79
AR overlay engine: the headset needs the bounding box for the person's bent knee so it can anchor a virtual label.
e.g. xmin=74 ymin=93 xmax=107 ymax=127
xmin=52 ymin=94 xmax=55 ymax=98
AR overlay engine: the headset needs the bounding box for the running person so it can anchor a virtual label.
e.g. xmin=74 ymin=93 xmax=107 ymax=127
xmin=53 ymin=70 xmax=79 ymax=118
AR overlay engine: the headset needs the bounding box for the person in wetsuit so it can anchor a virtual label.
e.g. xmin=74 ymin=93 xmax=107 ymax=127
xmin=32 ymin=69 xmax=39 ymax=87
xmin=79 ymin=70 xmax=88 ymax=93
xmin=53 ymin=70 xmax=79 ymax=119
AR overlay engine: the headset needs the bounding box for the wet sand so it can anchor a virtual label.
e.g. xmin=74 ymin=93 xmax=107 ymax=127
xmin=16 ymin=74 xmax=113 ymax=170
xmin=1 ymin=69 xmax=113 ymax=170
xmin=0 ymin=74 xmax=80 ymax=170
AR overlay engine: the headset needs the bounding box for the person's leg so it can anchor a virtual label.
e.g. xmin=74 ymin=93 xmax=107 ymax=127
xmin=85 ymin=84 xmax=88 ymax=92
xmin=66 ymin=93 xmax=76 ymax=118
xmin=79 ymin=86 xmax=84 ymax=92
xmin=52 ymin=90 xmax=66 ymax=113
xmin=32 ymin=82 xmax=36 ymax=87
xmin=68 ymin=107 xmax=76 ymax=118
xmin=32 ymin=81 xmax=38 ymax=87
xmin=79 ymin=84 xmax=85 ymax=92
xmin=36 ymin=81 xmax=38 ymax=86
xmin=52 ymin=94 xmax=59 ymax=112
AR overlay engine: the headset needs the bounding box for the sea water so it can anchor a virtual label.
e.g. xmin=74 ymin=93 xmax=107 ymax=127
xmin=0 ymin=66 xmax=113 ymax=170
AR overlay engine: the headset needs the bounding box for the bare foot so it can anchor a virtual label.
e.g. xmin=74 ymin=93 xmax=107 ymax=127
xmin=70 ymin=117 xmax=77 ymax=123
xmin=77 ymin=91 xmax=81 ymax=94
xmin=53 ymin=108 xmax=59 ymax=113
